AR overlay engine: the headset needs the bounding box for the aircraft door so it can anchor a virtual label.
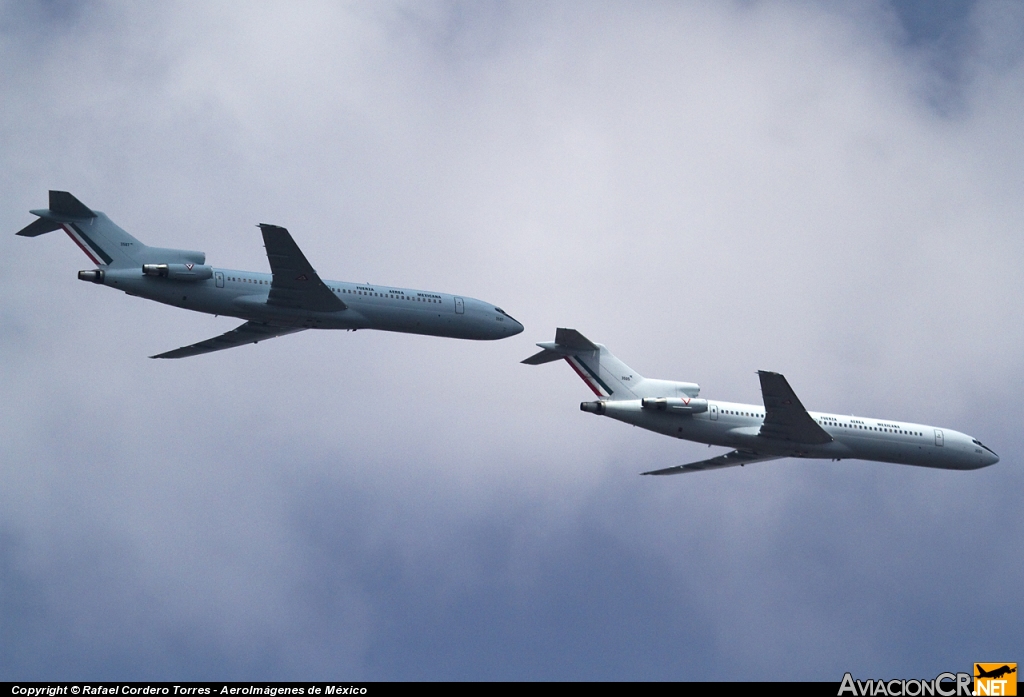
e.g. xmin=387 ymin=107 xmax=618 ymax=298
xmin=710 ymin=404 xmax=718 ymax=421
xmin=215 ymin=271 xmax=224 ymax=288
xmin=455 ymin=297 xmax=465 ymax=314
xmin=934 ymin=429 xmax=944 ymax=447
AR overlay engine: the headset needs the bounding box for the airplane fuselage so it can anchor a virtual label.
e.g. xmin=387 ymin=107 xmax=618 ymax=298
xmin=526 ymin=328 xmax=999 ymax=474
xmin=599 ymin=399 xmax=998 ymax=471
xmin=19 ymin=192 xmax=523 ymax=357
xmin=90 ymin=266 xmax=521 ymax=341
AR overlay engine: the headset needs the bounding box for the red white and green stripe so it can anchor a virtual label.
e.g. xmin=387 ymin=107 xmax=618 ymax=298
xmin=62 ymin=223 xmax=113 ymax=265
xmin=564 ymin=355 xmax=614 ymax=397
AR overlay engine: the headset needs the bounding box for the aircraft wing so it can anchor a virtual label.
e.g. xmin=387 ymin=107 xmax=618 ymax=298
xmin=150 ymin=321 xmax=306 ymax=359
xmin=756 ymin=370 xmax=833 ymax=445
xmin=259 ymin=224 xmax=346 ymax=312
xmin=641 ymin=449 xmax=781 ymax=475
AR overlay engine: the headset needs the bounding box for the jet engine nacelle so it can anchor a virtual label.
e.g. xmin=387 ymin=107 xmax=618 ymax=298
xmin=142 ymin=263 xmax=214 ymax=281
xmin=580 ymin=401 xmax=607 ymax=415
xmin=78 ymin=269 xmax=105 ymax=284
xmin=641 ymin=397 xmax=708 ymax=414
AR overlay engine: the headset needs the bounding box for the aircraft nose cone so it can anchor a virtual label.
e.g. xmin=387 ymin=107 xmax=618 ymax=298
xmin=493 ymin=306 xmax=523 ymax=337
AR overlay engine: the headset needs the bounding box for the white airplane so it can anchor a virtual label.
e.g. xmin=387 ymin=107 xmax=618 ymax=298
xmin=17 ymin=191 xmax=523 ymax=357
xmin=524 ymin=328 xmax=999 ymax=474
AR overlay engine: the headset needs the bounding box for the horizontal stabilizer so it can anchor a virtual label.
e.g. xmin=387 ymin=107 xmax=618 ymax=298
xmin=151 ymin=321 xmax=306 ymax=359
xmin=521 ymin=327 xmax=598 ymax=364
xmin=16 ymin=191 xmax=96 ymax=236
xmin=521 ymin=348 xmax=563 ymax=365
xmin=642 ymin=449 xmax=780 ymax=475
xmin=48 ymin=191 xmax=96 ymax=219
xmin=15 ymin=217 xmax=62 ymax=237
xmin=757 ymin=371 xmax=833 ymax=444
xmin=259 ymin=224 xmax=347 ymax=312
xmin=554 ymin=328 xmax=597 ymax=352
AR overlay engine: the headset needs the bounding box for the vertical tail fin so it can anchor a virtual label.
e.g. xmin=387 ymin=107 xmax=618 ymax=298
xmin=17 ymin=191 xmax=145 ymax=267
xmin=523 ymin=328 xmax=702 ymax=400
xmin=522 ymin=328 xmax=645 ymax=399
xmin=16 ymin=191 xmax=205 ymax=268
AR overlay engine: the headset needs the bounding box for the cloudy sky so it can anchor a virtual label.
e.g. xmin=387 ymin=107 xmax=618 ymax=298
xmin=2 ymin=0 xmax=1021 ymax=681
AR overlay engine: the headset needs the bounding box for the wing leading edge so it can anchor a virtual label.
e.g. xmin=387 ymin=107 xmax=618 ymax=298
xmin=150 ymin=321 xmax=306 ymax=359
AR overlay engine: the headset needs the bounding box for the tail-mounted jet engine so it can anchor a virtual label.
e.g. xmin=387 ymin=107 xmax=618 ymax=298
xmin=580 ymin=401 xmax=607 ymax=415
xmin=641 ymin=397 xmax=708 ymax=414
xmin=142 ymin=264 xmax=214 ymax=281
xmin=78 ymin=269 xmax=105 ymax=284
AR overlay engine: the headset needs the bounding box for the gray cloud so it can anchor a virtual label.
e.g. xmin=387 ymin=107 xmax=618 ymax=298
xmin=1 ymin=0 xmax=1022 ymax=680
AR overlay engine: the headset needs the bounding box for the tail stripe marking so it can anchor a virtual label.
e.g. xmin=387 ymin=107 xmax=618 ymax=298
xmin=575 ymin=356 xmax=614 ymax=396
xmin=68 ymin=223 xmax=114 ymax=265
xmin=565 ymin=357 xmax=603 ymax=396
xmin=61 ymin=224 xmax=102 ymax=265
xmin=565 ymin=356 xmax=613 ymax=397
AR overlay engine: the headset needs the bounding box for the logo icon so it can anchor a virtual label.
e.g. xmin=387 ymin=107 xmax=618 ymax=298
xmin=975 ymin=664 xmax=1017 ymax=696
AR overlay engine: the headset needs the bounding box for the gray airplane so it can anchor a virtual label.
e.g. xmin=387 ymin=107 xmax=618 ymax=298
xmin=18 ymin=191 xmax=523 ymax=357
xmin=525 ymin=328 xmax=999 ymax=474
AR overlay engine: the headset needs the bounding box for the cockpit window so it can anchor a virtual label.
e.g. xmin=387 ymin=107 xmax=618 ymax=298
xmin=495 ymin=307 xmax=520 ymax=323
xmin=973 ymin=439 xmax=997 ymax=455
